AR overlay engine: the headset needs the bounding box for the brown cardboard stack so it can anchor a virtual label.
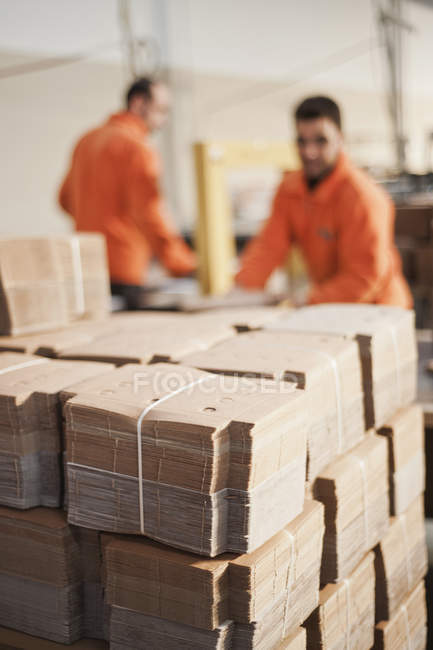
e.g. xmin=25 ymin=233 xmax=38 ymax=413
xmin=229 ymin=500 xmax=324 ymax=635
xmin=109 ymin=606 xmax=234 ymax=650
xmin=104 ymin=500 xmax=323 ymax=649
xmin=180 ymin=304 xmax=284 ymax=331
xmin=0 ymin=238 xmax=69 ymax=335
xmin=0 ymin=352 xmax=114 ymax=508
xmin=0 ymin=235 xmax=110 ymax=335
xmin=374 ymin=496 xmax=427 ymax=623
xmin=313 ymin=434 xmax=389 ymax=585
xmin=64 ymin=363 xmax=308 ymax=555
xmin=110 ymin=612 xmax=306 ymax=650
xmin=377 ymin=404 xmax=425 ymax=515
xmin=395 ymin=204 xmax=433 ymax=327
xmin=0 ymin=628 xmax=108 ymax=650
xmin=59 ymin=313 xmax=235 ymax=364
xmin=181 ymin=329 xmax=365 ymax=481
xmin=72 ymin=527 xmax=107 ymax=640
xmin=0 ymin=311 xmax=185 ymax=357
xmin=267 ymin=303 xmax=417 ymax=429
xmin=55 ymin=234 xmax=110 ymax=321
xmin=374 ymin=581 xmax=427 ymax=650
xmin=0 ymin=310 xmax=237 ymax=365
xmin=0 ymin=507 xmax=82 ymax=643
xmin=279 ymin=628 xmax=306 ymax=650
xmin=304 ymin=553 xmax=375 ymax=650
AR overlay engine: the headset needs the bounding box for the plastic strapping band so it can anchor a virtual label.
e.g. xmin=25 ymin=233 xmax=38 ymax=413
xmin=342 ymin=578 xmax=351 ymax=650
xmin=70 ymin=236 xmax=85 ymax=315
xmin=284 ymin=345 xmax=343 ymax=454
xmin=401 ymin=603 xmax=412 ymax=650
xmin=353 ymin=454 xmax=369 ymax=550
xmin=0 ymin=358 xmax=49 ymax=376
xmin=282 ymin=529 xmax=296 ymax=628
xmin=399 ymin=514 xmax=413 ymax=591
xmin=388 ymin=325 xmax=402 ymax=405
xmin=136 ymin=374 xmax=217 ymax=534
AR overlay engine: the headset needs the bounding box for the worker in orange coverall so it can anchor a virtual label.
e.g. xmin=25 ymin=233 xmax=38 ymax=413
xmin=235 ymin=96 xmax=412 ymax=308
xmin=59 ymin=77 xmax=196 ymax=309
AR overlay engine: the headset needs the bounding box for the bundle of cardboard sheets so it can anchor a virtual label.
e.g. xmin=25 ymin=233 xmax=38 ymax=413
xmin=0 ymin=311 xmax=236 ymax=364
xmin=55 ymin=234 xmax=110 ymax=322
xmin=103 ymin=500 xmax=323 ymax=630
xmin=313 ymin=434 xmax=389 ymax=585
xmin=109 ymin=609 xmax=307 ymax=650
xmin=374 ymin=581 xmax=427 ymax=650
xmin=181 ymin=329 xmax=365 ymax=481
xmin=64 ymin=363 xmax=308 ymax=555
xmin=377 ymin=404 xmax=425 ymax=515
xmin=104 ymin=500 xmax=323 ymax=649
xmin=0 ymin=235 xmax=110 ymax=335
xmin=0 ymin=507 xmax=83 ymax=644
xmin=304 ymin=553 xmax=375 ymax=650
xmin=60 ymin=313 xmax=235 ymax=364
xmin=266 ymin=303 xmax=417 ymax=429
xmin=72 ymin=527 xmax=107 ymax=640
xmin=0 ymin=352 xmax=113 ymax=509
xmin=374 ymin=496 xmax=427 ymax=622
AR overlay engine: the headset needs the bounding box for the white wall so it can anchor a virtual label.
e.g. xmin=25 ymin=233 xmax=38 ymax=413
xmin=1 ymin=0 xmax=433 ymax=236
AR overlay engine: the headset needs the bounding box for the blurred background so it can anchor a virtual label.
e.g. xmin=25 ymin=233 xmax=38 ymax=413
xmin=1 ymin=0 xmax=433 ymax=238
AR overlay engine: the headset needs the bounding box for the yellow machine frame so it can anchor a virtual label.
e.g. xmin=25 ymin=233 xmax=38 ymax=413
xmin=194 ymin=140 xmax=299 ymax=295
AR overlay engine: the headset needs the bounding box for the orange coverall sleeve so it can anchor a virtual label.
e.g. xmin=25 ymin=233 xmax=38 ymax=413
xmin=235 ymin=181 xmax=291 ymax=289
xmin=129 ymin=148 xmax=196 ymax=277
xmin=309 ymin=197 xmax=392 ymax=304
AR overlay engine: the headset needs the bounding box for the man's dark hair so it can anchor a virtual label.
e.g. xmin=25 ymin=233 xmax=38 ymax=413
xmin=126 ymin=77 xmax=155 ymax=108
xmin=295 ymin=96 xmax=342 ymax=130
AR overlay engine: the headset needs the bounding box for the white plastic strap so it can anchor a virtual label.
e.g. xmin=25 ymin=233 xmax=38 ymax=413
xmin=388 ymin=325 xmax=402 ymax=405
xmin=342 ymin=578 xmax=351 ymax=650
xmin=401 ymin=603 xmax=412 ymax=650
xmin=70 ymin=236 xmax=85 ymax=315
xmin=353 ymin=454 xmax=369 ymax=550
xmin=0 ymin=358 xmax=48 ymax=376
xmin=283 ymin=529 xmax=296 ymax=591
xmin=283 ymin=529 xmax=296 ymax=627
xmin=285 ymin=345 xmax=343 ymax=454
xmin=399 ymin=514 xmax=413 ymax=591
xmin=136 ymin=374 xmax=217 ymax=534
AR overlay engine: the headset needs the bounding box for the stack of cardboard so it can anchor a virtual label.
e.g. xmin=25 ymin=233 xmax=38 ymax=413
xmin=55 ymin=234 xmax=110 ymax=321
xmin=110 ymin=611 xmax=307 ymax=650
xmin=0 ymin=235 xmax=110 ymax=335
xmin=395 ymin=204 xmax=433 ymax=327
xmin=377 ymin=404 xmax=425 ymax=515
xmin=374 ymin=581 xmax=427 ymax=650
xmin=59 ymin=314 xmax=235 ymax=364
xmin=0 ymin=311 xmax=187 ymax=357
xmin=278 ymin=628 xmax=306 ymax=650
xmin=304 ymin=553 xmax=375 ymax=650
xmin=267 ymin=303 xmax=417 ymax=429
xmin=0 ymin=507 xmax=82 ymax=643
xmin=0 ymin=237 xmax=69 ymax=335
xmin=109 ymin=607 xmax=234 ymax=650
xmin=64 ymin=363 xmax=308 ymax=555
xmin=0 ymin=352 xmax=113 ymax=508
xmin=181 ymin=329 xmax=365 ymax=481
xmin=374 ymin=496 xmax=427 ymax=623
xmin=313 ymin=434 xmax=389 ymax=584
xmin=229 ymin=500 xmax=324 ymax=635
xmin=104 ymin=500 xmax=323 ymax=649
xmin=73 ymin=527 xmax=107 ymax=640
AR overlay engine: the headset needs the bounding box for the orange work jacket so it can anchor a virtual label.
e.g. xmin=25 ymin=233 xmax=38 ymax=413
xmin=236 ymin=152 xmax=412 ymax=308
xmin=59 ymin=111 xmax=196 ymax=285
